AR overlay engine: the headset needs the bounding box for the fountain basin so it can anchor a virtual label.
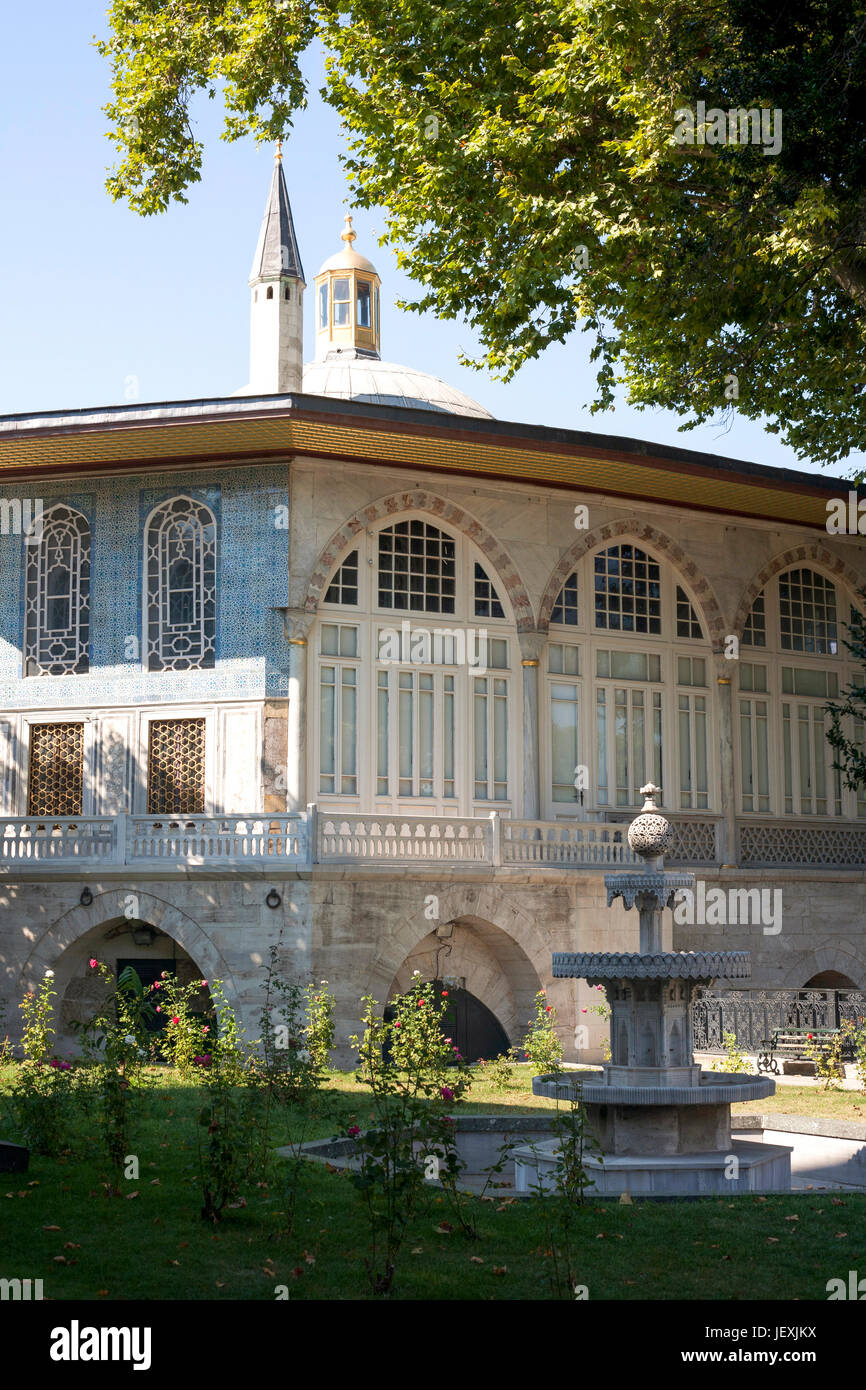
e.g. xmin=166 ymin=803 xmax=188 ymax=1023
xmin=514 ymin=1139 xmax=793 ymax=1196
xmin=532 ymin=1070 xmax=776 ymax=1107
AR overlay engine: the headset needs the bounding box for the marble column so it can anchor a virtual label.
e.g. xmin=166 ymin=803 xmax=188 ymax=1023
xmin=518 ymin=630 xmax=546 ymax=820
xmin=283 ymin=606 xmax=315 ymax=813
xmin=714 ymin=653 xmax=737 ymax=866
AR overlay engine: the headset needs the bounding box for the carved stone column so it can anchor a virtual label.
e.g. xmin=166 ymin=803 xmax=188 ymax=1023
xmin=714 ymin=653 xmax=737 ymax=866
xmin=282 ymin=607 xmax=315 ymax=813
xmin=518 ymin=630 xmax=546 ymax=820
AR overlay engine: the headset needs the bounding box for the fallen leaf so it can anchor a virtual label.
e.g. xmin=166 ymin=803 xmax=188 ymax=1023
xmin=835 ymin=1232 xmax=848 ymax=1239
xmin=168 ymin=1259 xmax=180 ymax=1267
xmin=215 ymin=1282 xmax=226 ymax=1288
xmin=832 ymin=1198 xmax=846 ymax=1206
xmin=766 ymin=1237 xmax=780 ymax=1243
xmin=125 ymin=1192 xmax=139 ymax=1201
xmin=785 ymin=1214 xmax=799 ymax=1222
xmin=492 ymin=1266 xmax=507 ymax=1276
xmin=28 ymin=1181 xmax=39 ymax=1187
xmin=52 ymin=1256 xmax=67 ymax=1265
xmin=411 ymin=1248 xmax=423 ymax=1255
xmin=150 ymin=1179 xmax=161 ymax=1186
xmin=434 ymin=1221 xmax=453 ymax=1234
xmin=43 ymin=1225 xmax=61 ymax=1232
xmin=302 ymin=1251 xmax=315 ymax=1265
xmin=289 ymin=1266 xmax=304 ymax=1279
xmin=97 ymin=1290 xmax=108 ymax=1296
xmin=63 ymin=1243 xmax=80 ymax=1250
xmin=470 ymin=1256 xmax=484 ymax=1264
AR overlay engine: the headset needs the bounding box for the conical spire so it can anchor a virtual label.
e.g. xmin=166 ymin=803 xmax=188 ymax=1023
xmin=249 ymin=151 xmax=305 ymax=285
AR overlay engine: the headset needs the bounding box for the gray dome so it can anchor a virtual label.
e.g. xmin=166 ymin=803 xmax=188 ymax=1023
xmin=302 ymin=352 xmax=493 ymax=419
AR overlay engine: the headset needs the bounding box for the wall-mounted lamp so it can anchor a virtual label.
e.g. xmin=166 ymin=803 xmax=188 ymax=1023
xmin=132 ymin=925 xmax=157 ymax=947
xmin=265 ymin=888 xmax=282 ymax=910
xmin=79 ymin=887 xmax=93 ymax=907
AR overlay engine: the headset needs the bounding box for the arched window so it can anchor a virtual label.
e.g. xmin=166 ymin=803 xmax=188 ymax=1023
xmin=266 ymin=286 xmax=274 ymax=300
xmin=545 ymin=543 xmax=711 ymax=815
xmin=24 ymin=504 xmax=90 ymax=676
xmin=736 ymin=566 xmax=856 ymax=817
xmin=594 ymin=544 xmax=661 ymax=634
xmin=145 ymin=497 xmax=216 ymax=672
xmin=315 ymin=517 xmax=515 ymax=814
xmin=378 ymin=519 xmax=456 ymax=614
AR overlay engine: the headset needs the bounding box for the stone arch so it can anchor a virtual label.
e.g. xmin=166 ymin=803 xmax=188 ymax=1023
xmin=733 ymin=542 xmax=866 ymax=639
xmin=537 ymin=518 xmax=727 ymax=647
xmin=301 ymin=488 xmax=535 ymax=631
xmin=780 ymin=941 xmax=866 ymax=991
xmin=17 ymin=888 xmax=240 ymax=1008
xmin=367 ymin=885 xmax=561 ymax=1046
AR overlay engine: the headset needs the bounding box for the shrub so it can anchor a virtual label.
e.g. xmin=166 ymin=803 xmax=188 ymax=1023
xmin=11 ymin=972 xmax=77 ymax=1156
xmin=523 ymin=990 xmax=564 ymax=1074
xmin=348 ymin=974 xmax=471 ymax=1294
xmin=711 ymin=1031 xmax=753 ymax=1075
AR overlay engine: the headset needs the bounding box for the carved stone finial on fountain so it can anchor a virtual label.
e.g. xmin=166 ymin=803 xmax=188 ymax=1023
xmin=627 ymin=782 xmax=674 ymax=860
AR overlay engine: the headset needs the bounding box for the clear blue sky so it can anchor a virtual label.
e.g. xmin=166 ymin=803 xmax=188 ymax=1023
xmin=1 ymin=1 xmax=862 ymax=479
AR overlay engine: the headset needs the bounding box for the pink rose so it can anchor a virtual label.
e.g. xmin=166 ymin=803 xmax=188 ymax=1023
xmin=89 ymin=958 xmax=98 ymax=969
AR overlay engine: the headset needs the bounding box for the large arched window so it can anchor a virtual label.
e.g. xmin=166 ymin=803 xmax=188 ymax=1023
xmin=145 ymin=497 xmax=216 ymax=672
xmin=315 ymin=517 xmax=515 ymax=814
xmin=738 ymin=566 xmax=859 ymax=818
xmin=543 ymin=544 xmax=710 ymax=816
xmin=24 ymin=504 xmax=90 ymax=676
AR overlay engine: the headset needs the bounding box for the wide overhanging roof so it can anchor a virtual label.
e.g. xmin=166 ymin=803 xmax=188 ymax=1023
xmin=0 ymin=391 xmax=860 ymax=528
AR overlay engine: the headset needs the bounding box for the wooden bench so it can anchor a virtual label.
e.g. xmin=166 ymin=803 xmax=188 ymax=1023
xmin=756 ymin=1028 xmax=842 ymax=1075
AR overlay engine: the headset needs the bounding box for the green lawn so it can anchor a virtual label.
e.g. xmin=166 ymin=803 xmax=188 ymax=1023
xmin=1 ymin=1065 xmax=864 ymax=1301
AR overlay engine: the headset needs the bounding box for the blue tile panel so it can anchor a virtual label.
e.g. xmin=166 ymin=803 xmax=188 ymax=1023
xmin=0 ymin=466 xmax=289 ymax=705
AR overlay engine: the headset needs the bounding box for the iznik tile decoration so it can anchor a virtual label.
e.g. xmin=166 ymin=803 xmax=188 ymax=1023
xmin=0 ymin=465 xmax=288 ymax=707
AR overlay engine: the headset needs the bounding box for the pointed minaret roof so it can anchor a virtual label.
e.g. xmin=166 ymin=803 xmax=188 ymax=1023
xmin=249 ymin=143 xmax=305 ymax=284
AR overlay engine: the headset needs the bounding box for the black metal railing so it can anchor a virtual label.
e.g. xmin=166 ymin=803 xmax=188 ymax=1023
xmin=691 ymin=988 xmax=866 ymax=1053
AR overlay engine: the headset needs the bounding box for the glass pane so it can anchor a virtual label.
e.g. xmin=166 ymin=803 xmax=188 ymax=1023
xmin=813 ymin=711 xmax=827 ymax=812
xmin=740 ymin=704 xmax=754 ymax=812
xmin=321 ymin=625 xmax=338 ymax=655
xmin=444 ymin=686 xmax=454 ymax=797
xmin=552 ymin=685 xmax=579 ymax=802
xmin=377 ymin=673 xmax=388 ymax=795
xmin=695 ymin=699 xmax=708 ymax=804
xmin=493 ymin=687 xmax=508 ymax=798
xmin=474 ymin=679 xmax=488 ymax=799
xmin=798 ymin=707 xmax=811 ymax=813
xmin=319 ymin=670 xmax=335 ymax=791
xmin=652 ymin=691 xmax=663 ymax=788
xmin=679 ymin=698 xmax=691 ymax=807
xmin=489 ymin=638 xmax=508 ymax=669
xmin=756 ymin=702 xmax=770 ymax=810
xmin=341 ymin=678 xmax=357 ymax=793
xmin=399 ymin=681 xmax=413 ymax=795
xmin=318 ymin=281 xmax=328 ymax=329
xmin=419 ymin=686 xmax=434 ymax=796
xmin=339 ymin=627 xmax=358 ymax=658
xmin=357 ymin=280 xmax=371 ymax=328
xmin=678 ymin=657 xmax=690 ymax=686
xmin=615 ymin=688 xmax=629 ymax=806
xmin=610 ymin=650 xmax=648 ymax=681
xmin=549 ymin=644 xmax=563 ymax=674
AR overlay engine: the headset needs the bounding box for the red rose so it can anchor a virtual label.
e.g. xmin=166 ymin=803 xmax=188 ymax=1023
xmin=172 ymin=1016 xmax=180 ymax=1025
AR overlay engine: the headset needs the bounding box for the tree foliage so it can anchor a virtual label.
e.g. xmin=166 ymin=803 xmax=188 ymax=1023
xmin=98 ymin=0 xmax=866 ymax=468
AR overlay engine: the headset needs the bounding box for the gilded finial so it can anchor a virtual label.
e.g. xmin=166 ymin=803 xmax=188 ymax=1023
xmin=341 ymin=213 xmax=357 ymax=247
xmin=275 ymin=138 xmax=283 ymax=164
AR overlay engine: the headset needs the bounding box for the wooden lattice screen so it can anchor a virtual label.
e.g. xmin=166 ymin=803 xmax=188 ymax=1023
xmin=27 ymin=722 xmax=84 ymax=816
xmin=147 ymin=718 xmax=206 ymax=814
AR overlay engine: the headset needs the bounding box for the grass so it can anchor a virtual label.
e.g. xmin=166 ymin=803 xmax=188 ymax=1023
xmin=1 ymin=1064 xmax=864 ymax=1301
